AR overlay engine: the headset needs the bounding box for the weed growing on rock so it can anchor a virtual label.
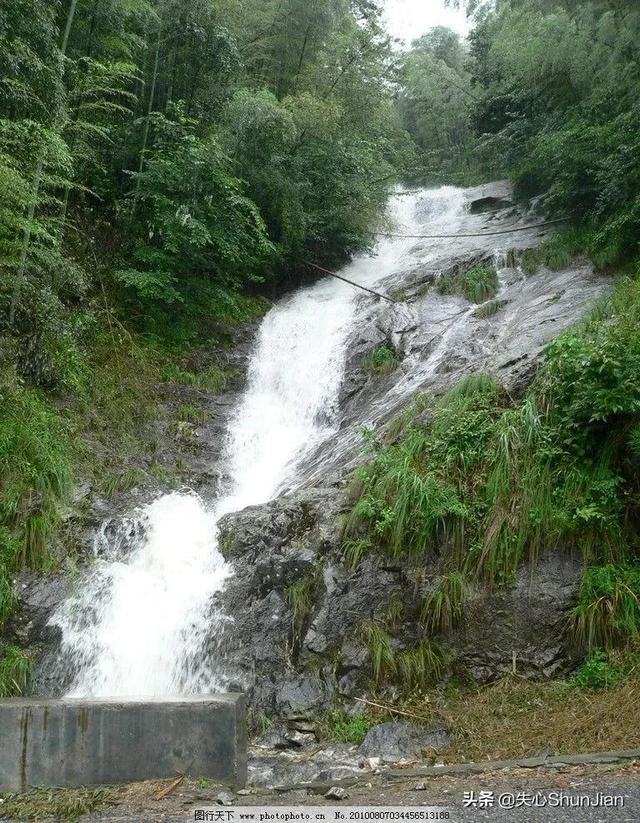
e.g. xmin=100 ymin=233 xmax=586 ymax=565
xmin=0 ymin=644 xmax=32 ymax=697
xmin=363 ymin=345 xmax=399 ymax=377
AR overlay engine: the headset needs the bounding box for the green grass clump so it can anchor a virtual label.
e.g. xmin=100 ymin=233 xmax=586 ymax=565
xmin=161 ymin=363 xmax=228 ymax=391
xmin=286 ymin=574 xmax=318 ymax=649
xmin=395 ymin=641 xmax=449 ymax=689
xmin=436 ymin=263 xmax=498 ymax=304
xmin=361 ymin=622 xmax=396 ymax=683
xmin=569 ymin=649 xmax=625 ymax=690
xmin=360 ymin=622 xmax=448 ymax=688
xmin=175 ymin=403 xmax=208 ymax=424
xmin=0 ymin=375 xmax=73 ymax=583
xmin=363 ymin=345 xmax=399 ymax=377
xmin=421 ymin=573 xmax=466 ymax=634
xmin=0 ymin=644 xmax=32 ymax=697
xmin=101 ymin=468 xmax=147 ymax=499
xmin=320 ymin=710 xmax=377 ymax=744
xmin=519 ymin=227 xmax=602 ymax=274
xmin=571 ymin=565 xmax=640 ymax=651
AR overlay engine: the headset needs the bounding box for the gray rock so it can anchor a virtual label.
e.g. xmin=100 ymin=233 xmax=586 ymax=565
xmin=324 ymin=786 xmax=350 ymax=801
xmin=359 ymin=722 xmax=450 ymax=763
xmin=274 ymin=673 xmax=333 ymax=717
xmin=452 ymin=553 xmax=583 ymax=682
xmin=216 ymin=791 xmax=236 ymax=806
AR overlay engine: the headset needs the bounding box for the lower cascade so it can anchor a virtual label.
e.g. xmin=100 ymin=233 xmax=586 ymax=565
xmin=51 ymin=187 xmax=466 ymax=697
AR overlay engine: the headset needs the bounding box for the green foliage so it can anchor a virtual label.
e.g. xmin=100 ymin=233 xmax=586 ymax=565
xmin=175 ymin=403 xmax=208 ymax=425
xmin=395 ymin=641 xmax=449 ymax=689
xmin=569 ymin=649 xmax=624 ymax=691
xmin=362 ymin=345 xmax=399 ymax=377
xmin=398 ymin=27 xmax=481 ymax=184
xmin=0 ymin=374 xmax=72 ymax=573
xmin=520 ymin=228 xmax=595 ymax=275
xmin=0 ymin=644 xmax=32 ymax=697
xmin=453 ymin=2 xmax=640 ymax=264
xmin=421 ymin=573 xmax=466 ymax=634
xmin=101 ymin=468 xmax=147 ymax=499
xmin=348 ymin=274 xmax=640 ymax=589
xmin=320 ymin=710 xmax=376 ymax=745
xmin=436 ymin=263 xmax=498 ymax=303
xmin=161 ymin=364 xmax=227 ymax=392
xmin=571 ymin=566 xmax=640 ymax=652
xmin=360 ymin=621 xmax=448 ymax=689
xmin=361 ymin=622 xmax=396 ymax=684
xmin=286 ymin=574 xmax=317 ymax=648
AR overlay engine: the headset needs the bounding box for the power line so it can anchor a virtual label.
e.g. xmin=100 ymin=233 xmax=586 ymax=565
xmin=301 ymin=259 xmax=395 ymax=303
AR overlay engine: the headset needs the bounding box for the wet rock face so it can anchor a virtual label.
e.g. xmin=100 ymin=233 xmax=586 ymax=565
xmin=452 ymin=553 xmax=584 ymax=682
xmin=208 ymin=483 xmax=583 ymax=716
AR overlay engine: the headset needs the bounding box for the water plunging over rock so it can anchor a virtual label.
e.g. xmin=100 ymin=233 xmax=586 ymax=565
xmin=12 ymin=182 xmax=610 ymax=711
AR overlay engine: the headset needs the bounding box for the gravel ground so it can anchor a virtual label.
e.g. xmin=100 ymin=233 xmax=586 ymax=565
xmin=65 ymin=763 xmax=640 ymax=823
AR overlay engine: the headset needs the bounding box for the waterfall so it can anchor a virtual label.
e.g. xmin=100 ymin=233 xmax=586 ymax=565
xmin=50 ymin=187 xmax=467 ymax=697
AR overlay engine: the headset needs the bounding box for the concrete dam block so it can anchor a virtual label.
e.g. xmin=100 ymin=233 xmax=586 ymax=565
xmin=0 ymin=694 xmax=246 ymax=791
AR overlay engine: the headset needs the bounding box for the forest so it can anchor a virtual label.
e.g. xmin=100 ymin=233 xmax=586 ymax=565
xmin=1 ymin=0 xmax=640 ymax=705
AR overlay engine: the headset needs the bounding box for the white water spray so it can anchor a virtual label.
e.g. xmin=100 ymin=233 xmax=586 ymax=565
xmin=51 ymin=188 xmax=467 ymax=697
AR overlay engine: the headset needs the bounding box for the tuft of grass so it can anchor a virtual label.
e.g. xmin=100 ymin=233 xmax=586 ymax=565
xmin=175 ymin=403 xmax=208 ymax=424
xmin=101 ymin=468 xmax=147 ymax=499
xmin=319 ymin=710 xmax=377 ymax=744
xmin=421 ymin=573 xmax=467 ymax=634
xmin=569 ymin=649 xmax=625 ymax=690
xmin=161 ymin=363 xmax=228 ymax=392
xmin=473 ymin=299 xmax=503 ymax=319
xmin=519 ymin=227 xmax=596 ymax=274
xmin=363 ymin=345 xmax=399 ymax=377
xmin=0 ymin=787 xmax=114 ymax=821
xmin=395 ymin=641 xmax=449 ymax=689
xmin=0 ymin=644 xmax=32 ymax=698
xmin=0 ymin=375 xmax=73 ymax=578
xmin=286 ymin=574 xmax=317 ymax=648
xmin=361 ymin=622 xmax=396 ymax=683
xmin=436 ymin=263 xmax=498 ymax=304
xmin=342 ymin=537 xmax=373 ymax=569
xmin=571 ymin=565 xmax=640 ymax=651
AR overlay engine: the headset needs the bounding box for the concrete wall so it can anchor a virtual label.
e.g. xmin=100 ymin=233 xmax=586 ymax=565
xmin=0 ymin=695 xmax=246 ymax=791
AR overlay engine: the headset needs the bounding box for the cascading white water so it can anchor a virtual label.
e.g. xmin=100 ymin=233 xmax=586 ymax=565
xmin=51 ymin=187 xmax=467 ymax=697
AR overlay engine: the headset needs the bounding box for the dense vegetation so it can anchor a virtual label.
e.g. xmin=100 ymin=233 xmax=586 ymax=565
xmin=401 ymin=0 xmax=640 ymax=270
xmin=0 ymin=0 xmax=410 ymax=655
